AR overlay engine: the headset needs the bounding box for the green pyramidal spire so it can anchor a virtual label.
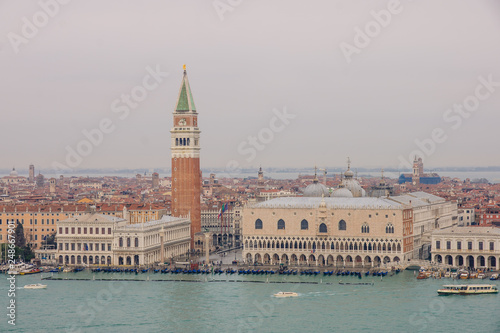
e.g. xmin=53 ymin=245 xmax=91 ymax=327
xmin=175 ymin=65 xmax=196 ymax=112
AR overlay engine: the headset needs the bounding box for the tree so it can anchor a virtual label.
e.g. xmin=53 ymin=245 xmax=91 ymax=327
xmin=45 ymin=232 xmax=57 ymax=248
xmin=14 ymin=222 xmax=26 ymax=248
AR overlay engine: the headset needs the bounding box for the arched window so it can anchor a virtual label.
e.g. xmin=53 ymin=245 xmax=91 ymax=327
xmin=127 ymin=237 xmax=131 ymax=247
xmin=319 ymin=223 xmax=327 ymax=233
xmin=277 ymin=219 xmax=285 ymax=230
xmin=255 ymin=219 xmax=263 ymax=229
xmin=338 ymin=220 xmax=346 ymax=231
xmin=119 ymin=237 xmax=123 ymax=247
xmin=361 ymin=223 xmax=369 ymax=233
xmin=386 ymin=223 xmax=394 ymax=234
xmin=135 ymin=237 xmax=139 ymax=247
xmin=187 ymin=138 xmax=190 ymax=146
xmin=301 ymin=219 xmax=308 ymax=230
xmin=175 ymin=138 xmax=179 ymax=146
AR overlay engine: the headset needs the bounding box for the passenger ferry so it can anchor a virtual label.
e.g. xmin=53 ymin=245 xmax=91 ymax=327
xmin=273 ymin=292 xmax=298 ymax=298
xmin=437 ymin=284 xmax=498 ymax=295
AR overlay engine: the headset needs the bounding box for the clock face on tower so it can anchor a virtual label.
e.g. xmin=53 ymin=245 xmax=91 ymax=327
xmin=178 ymin=118 xmax=187 ymax=126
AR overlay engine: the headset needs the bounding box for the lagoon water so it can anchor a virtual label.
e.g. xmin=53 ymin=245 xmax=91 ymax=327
xmin=2 ymin=271 xmax=499 ymax=333
xmin=2 ymin=167 xmax=498 ymax=333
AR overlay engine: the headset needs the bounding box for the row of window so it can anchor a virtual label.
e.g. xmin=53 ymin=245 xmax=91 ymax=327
xmin=59 ymin=226 xmax=112 ymax=235
xmin=59 ymin=242 xmax=111 ymax=252
xmin=436 ymin=240 xmax=495 ymax=251
xmin=175 ymin=138 xmax=199 ymax=146
xmin=118 ymin=237 xmax=139 ymax=248
xmin=255 ymin=219 xmax=395 ymax=234
xmin=0 ymin=218 xmax=57 ymax=225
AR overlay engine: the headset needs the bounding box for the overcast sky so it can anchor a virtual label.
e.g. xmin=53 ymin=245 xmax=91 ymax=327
xmin=1 ymin=0 xmax=499 ymax=173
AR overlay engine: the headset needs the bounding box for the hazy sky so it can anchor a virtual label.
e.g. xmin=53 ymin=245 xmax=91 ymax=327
xmin=1 ymin=0 xmax=500 ymax=173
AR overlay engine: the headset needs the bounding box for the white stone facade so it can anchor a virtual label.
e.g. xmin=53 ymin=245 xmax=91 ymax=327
xmin=113 ymin=215 xmax=190 ymax=266
xmin=431 ymin=226 xmax=500 ymax=269
xmin=55 ymin=213 xmax=190 ymax=266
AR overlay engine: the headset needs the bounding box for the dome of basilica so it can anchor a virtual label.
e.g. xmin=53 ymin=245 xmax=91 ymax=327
xmin=9 ymin=168 xmax=18 ymax=177
xmin=331 ymin=187 xmax=354 ymax=198
xmin=303 ymin=178 xmax=330 ymax=198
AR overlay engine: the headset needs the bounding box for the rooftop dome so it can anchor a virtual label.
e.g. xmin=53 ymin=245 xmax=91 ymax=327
xmin=340 ymin=157 xmax=365 ymax=197
xmin=331 ymin=187 xmax=354 ymax=198
xmin=344 ymin=169 xmax=354 ymax=178
xmin=9 ymin=168 xmax=18 ymax=177
xmin=344 ymin=178 xmax=364 ymax=197
xmin=303 ymin=178 xmax=330 ymax=198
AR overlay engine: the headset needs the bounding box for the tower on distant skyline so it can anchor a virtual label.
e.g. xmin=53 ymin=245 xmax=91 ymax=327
xmin=170 ymin=65 xmax=201 ymax=248
xmin=29 ymin=164 xmax=35 ymax=183
xmin=152 ymin=172 xmax=159 ymax=189
xmin=412 ymin=156 xmax=423 ymax=185
xmin=258 ymin=167 xmax=264 ymax=186
xmin=49 ymin=178 xmax=56 ymax=194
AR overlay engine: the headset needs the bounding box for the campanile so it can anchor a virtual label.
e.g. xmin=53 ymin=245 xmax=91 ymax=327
xmin=171 ymin=65 xmax=201 ymax=248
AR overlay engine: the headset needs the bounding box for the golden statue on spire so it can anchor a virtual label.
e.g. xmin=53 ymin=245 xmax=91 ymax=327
xmin=183 ymin=64 xmax=186 ymax=71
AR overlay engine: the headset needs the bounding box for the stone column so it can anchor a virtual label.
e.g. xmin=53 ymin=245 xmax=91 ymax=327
xmin=205 ymin=233 xmax=210 ymax=265
xmin=160 ymin=231 xmax=165 ymax=264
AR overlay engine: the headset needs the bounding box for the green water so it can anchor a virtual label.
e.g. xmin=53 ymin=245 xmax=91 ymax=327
xmin=1 ymin=271 xmax=499 ymax=333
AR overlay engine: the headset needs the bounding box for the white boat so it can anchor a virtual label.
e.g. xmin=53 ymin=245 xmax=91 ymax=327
xmin=490 ymin=274 xmax=498 ymax=281
xmin=444 ymin=272 xmax=451 ymax=278
xmin=437 ymin=284 xmax=498 ymax=295
xmin=23 ymin=284 xmax=47 ymax=289
xmin=477 ymin=273 xmax=486 ymax=280
xmin=7 ymin=263 xmax=34 ymax=275
xmin=273 ymin=291 xmax=298 ymax=298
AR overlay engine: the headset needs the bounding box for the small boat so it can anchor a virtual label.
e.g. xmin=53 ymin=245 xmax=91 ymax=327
xmin=63 ymin=267 xmax=74 ymax=273
xmin=19 ymin=268 xmax=41 ymax=275
xmin=460 ymin=272 xmax=469 ymax=280
xmin=477 ymin=273 xmax=486 ymax=280
xmin=24 ymin=284 xmax=47 ymax=289
xmin=444 ymin=272 xmax=451 ymax=278
xmin=490 ymin=274 xmax=498 ymax=281
xmin=339 ymin=280 xmax=374 ymax=286
xmin=273 ymin=292 xmax=298 ymax=298
xmin=437 ymin=284 xmax=498 ymax=295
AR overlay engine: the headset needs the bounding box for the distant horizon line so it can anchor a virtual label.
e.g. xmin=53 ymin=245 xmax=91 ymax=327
xmin=3 ymin=166 xmax=500 ymax=174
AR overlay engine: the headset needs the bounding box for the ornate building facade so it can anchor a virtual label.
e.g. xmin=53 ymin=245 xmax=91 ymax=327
xmin=170 ymin=66 xmax=201 ymax=248
xmin=242 ymin=192 xmax=457 ymax=266
xmin=55 ymin=212 xmax=190 ymax=266
xmin=431 ymin=226 xmax=500 ymax=269
xmin=242 ymin=197 xmax=414 ymax=267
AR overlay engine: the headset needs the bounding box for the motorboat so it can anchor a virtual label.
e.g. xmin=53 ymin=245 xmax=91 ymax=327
xmin=19 ymin=268 xmax=41 ymax=275
xmin=23 ymin=284 xmax=47 ymax=289
xmin=490 ymin=274 xmax=498 ymax=281
xmin=7 ymin=263 xmax=33 ymax=275
xmin=273 ymin=292 xmax=298 ymax=298
xmin=438 ymin=284 xmax=498 ymax=295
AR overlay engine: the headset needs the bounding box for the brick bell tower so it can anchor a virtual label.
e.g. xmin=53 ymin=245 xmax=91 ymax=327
xmin=171 ymin=65 xmax=201 ymax=249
